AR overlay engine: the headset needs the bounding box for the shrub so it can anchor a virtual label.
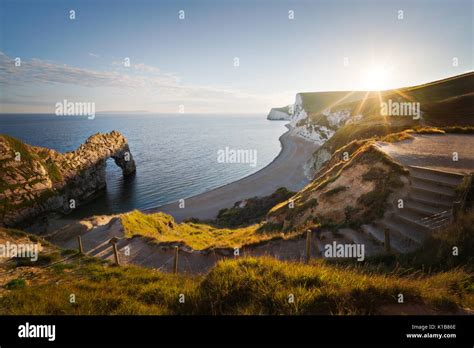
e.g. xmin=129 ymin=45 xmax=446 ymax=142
xmin=5 ymin=278 xmax=26 ymax=290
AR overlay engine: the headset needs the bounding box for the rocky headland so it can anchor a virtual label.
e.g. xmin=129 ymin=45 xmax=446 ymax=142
xmin=0 ymin=131 xmax=136 ymax=227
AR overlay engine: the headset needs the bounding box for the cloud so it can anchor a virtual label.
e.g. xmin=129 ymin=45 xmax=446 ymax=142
xmin=0 ymin=52 xmax=156 ymax=88
xmin=88 ymin=52 xmax=100 ymax=58
xmin=0 ymin=51 xmax=285 ymax=112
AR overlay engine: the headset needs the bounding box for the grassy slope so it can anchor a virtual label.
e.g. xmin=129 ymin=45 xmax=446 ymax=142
xmin=1 ymin=252 xmax=471 ymax=315
xmin=299 ymin=91 xmax=368 ymax=114
xmin=120 ymin=210 xmax=283 ymax=250
xmin=119 ymin=188 xmax=295 ymax=249
xmin=268 ymin=141 xmax=408 ymax=231
xmin=1 ymin=208 xmax=473 ymax=315
xmin=303 ymin=72 xmax=473 ymax=124
xmin=351 ymin=76 xmax=472 ymax=124
xmin=304 ymin=72 xmax=473 ymax=174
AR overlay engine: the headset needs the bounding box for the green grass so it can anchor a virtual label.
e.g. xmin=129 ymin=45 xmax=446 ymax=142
xmin=120 ymin=210 xmax=283 ymax=250
xmin=1 ymin=134 xmax=36 ymax=164
xmin=43 ymin=160 xmax=63 ymax=183
xmin=199 ymin=258 xmax=472 ymax=314
xmin=1 ymin=219 xmax=472 ymax=315
xmin=5 ymin=278 xmax=26 ymax=290
xmin=1 ymin=260 xmax=198 ymax=315
xmin=1 ymin=256 xmax=471 ymax=315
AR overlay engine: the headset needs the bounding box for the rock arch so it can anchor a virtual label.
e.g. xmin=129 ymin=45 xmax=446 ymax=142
xmin=0 ymin=131 xmax=136 ymax=227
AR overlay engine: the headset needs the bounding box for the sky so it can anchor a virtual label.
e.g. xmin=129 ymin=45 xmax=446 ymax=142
xmin=0 ymin=0 xmax=472 ymax=114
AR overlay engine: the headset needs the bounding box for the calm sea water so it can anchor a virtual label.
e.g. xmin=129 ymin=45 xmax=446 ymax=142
xmin=0 ymin=114 xmax=287 ymax=218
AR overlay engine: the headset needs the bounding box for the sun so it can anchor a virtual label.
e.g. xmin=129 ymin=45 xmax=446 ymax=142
xmin=362 ymin=64 xmax=392 ymax=91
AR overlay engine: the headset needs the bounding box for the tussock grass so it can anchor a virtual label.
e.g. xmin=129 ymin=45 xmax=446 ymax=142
xmin=0 ymin=260 xmax=198 ymax=315
xmin=199 ymin=257 xmax=472 ymax=314
xmin=1 ymin=256 xmax=471 ymax=315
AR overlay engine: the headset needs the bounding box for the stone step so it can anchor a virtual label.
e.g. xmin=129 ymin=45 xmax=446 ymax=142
xmin=379 ymin=217 xmax=426 ymax=246
xmin=404 ymin=199 xmax=448 ymax=216
xmin=418 ymin=212 xmax=452 ymax=230
xmin=337 ymin=228 xmax=385 ymax=256
xmin=392 ymin=209 xmax=432 ymax=231
xmin=411 ymin=177 xmax=456 ymax=197
xmin=410 ymin=185 xmax=456 ymax=204
xmin=408 ymin=191 xmax=453 ymax=209
xmin=408 ymin=165 xmax=465 ymax=186
xmin=360 ymin=224 xmax=408 ymax=254
xmin=409 ymin=171 xmax=460 ymax=189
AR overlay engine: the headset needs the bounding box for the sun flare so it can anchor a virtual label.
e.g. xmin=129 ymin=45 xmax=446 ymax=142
xmin=362 ymin=64 xmax=392 ymax=91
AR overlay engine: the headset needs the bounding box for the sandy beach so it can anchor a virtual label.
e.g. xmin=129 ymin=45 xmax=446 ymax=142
xmin=149 ymin=128 xmax=320 ymax=222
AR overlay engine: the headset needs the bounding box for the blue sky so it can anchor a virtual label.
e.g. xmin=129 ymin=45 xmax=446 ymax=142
xmin=0 ymin=0 xmax=472 ymax=113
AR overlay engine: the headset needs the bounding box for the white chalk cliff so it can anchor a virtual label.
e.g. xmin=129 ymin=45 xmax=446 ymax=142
xmin=267 ymin=107 xmax=291 ymax=121
xmin=270 ymin=93 xmax=362 ymax=146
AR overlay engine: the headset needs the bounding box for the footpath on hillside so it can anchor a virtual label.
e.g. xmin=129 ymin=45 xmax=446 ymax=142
xmin=50 ymin=133 xmax=474 ymax=274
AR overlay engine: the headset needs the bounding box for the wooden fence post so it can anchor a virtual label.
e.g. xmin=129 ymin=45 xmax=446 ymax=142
xmin=305 ymin=229 xmax=312 ymax=264
xmin=173 ymin=246 xmax=179 ymax=274
xmin=77 ymin=235 xmax=84 ymax=254
xmin=112 ymin=242 xmax=120 ymax=266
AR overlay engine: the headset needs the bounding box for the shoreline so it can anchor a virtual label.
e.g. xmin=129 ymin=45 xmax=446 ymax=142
xmin=148 ymin=126 xmax=320 ymax=222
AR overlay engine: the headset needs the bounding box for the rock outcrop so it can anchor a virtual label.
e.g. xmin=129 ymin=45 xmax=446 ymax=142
xmin=0 ymin=131 xmax=136 ymax=227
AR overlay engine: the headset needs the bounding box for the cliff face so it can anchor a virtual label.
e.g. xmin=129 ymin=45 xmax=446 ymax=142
xmin=269 ymin=92 xmax=365 ymax=145
xmin=267 ymin=106 xmax=291 ymax=120
xmin=268 ymin=73 xmax=474 ymax=176
xmin=0 ymin=131 xmax=136 ymax=227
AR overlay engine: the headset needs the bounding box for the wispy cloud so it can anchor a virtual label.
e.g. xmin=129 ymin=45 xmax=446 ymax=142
xmin=0 ymin=51 xmax=286 ymax=112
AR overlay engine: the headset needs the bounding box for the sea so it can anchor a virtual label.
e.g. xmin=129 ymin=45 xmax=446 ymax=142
xmin=0 ymin=113 xmax=287 ymax=218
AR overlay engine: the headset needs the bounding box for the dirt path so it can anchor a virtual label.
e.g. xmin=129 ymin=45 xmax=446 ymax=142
xmin=376 ymin=134 xmax=474 ymax=174
xmin=147 ymin=130 xmax=320 ymax=222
